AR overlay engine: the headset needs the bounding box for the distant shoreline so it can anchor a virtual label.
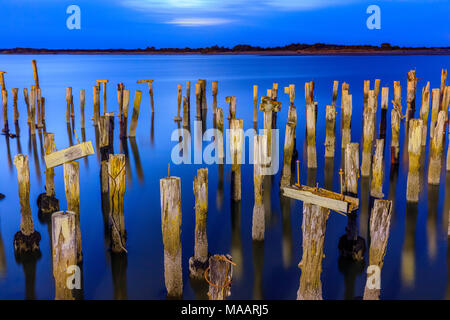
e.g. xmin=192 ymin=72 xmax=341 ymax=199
xmin=1 ymin=44 xmax=449 ymax=56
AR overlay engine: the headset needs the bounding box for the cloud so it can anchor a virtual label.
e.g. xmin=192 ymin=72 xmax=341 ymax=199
xmin=166 ymin=18 xmax=233 ymax=27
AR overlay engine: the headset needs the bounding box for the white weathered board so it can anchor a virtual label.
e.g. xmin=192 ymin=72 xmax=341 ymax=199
xmin=282 ymin=186 xmax=355 ymax=213
xmin=44 ymin=141 xmax=95 ymax=169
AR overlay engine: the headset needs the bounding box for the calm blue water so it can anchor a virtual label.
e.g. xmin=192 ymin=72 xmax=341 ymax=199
xmin=0 ymin=54 xmax=449 ymax=299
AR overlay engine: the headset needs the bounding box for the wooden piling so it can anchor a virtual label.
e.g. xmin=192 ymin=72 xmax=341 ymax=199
xmin=344 ymin=143 xmax=359 ymax=195
xmin=252 ymin=135 xmax=265 ymax=241
xmin=137 ymin=80 xmax=154 ymax=113
xmin=63 ymin=161 xmax=82 ymax=261
xmin=2 ymin=90 xmax=8 ymax=134
xmin=341 ymin=89 xmax=352 ymax=149
xmin=36 ymin=88 xmax=43 ymax=128
xmin=31 ymin=60 xmax=39 ymax=88
xmin=216 ymin=108 xmax=224 ymax=163
xmin=96 ymin=80 xmax=108 ymax=114
xmin=195 ymin=83 xmax=201 ymax=120
xmin=40 ymin=96 xmax=45 ymax=126
xmin=361 ymin=90 xmax=376 ymax=177
xmin=66 ymin=87 xmax=72 ymax=124
xmin=44 ymin=133 xmax=56 ymax=197
xmin=230 ymin=119 xmax=243 ymax=201
xmin=189 ymin=168 xmax=209 ymax=278
xmin=332 ymin=81 xmax=339 ymax=107
xmin=80 ymin=90 xmax=85 ymax=129
xmin=175 ymin=85 xmax=183 ymax=122
xmin=441 ymin=86 xmax=450 ymax=112
xmin=419 ymin=82 xmax=431 ymax=146
xmin=0 ymin=71 xmax=6 ymax=91
xmin=226 ymin=96 xmax=236 ymax=121
xmin=12 ymin=88 xmax=18 ymax=124
xmin=186 ymin=81 xmax=191 ymax=111
xmin=128 ymin=90 xmax=142 ymax=137
xmin=441 ymin=69 xmax=447 ymax=102
xmin=30 ymin=86 xmax=36 ymax=135
xmin=305 ymin=84 xmax=317 ymax=168
xmin=212 ymin=81 xmax=218 ymax=116
xmin=324 ymin=105 xmax=336 ymax=158
xmin=253 ymin=85 xmax=258 ymax=124
xmin=363 ymin=80 xmax=370 ymax=114
xmin=160 ymin=176 xmax=183 ymax=297
xmin=391 ymin=83 xmax=402 ymax=165
xmin=363 ymin=199 xmax=393 ymax=300
xmin=93 ymin=85 xmax=100 ymax=125
xmin=280 ymin=86 xmax=297 ymax=187
xmin=297 ymin=203 xmax=329 ymax=300
xmin=379 ymin=87 xmax=389 ymax=140
xmin=182 ymin=97 xmax=189 ymax=128
xmin=430 ymin=89 xmax=440 ymax=139
xmin=52 ymin=211 xmax=77 ymax=300
xmin=108 ymin=154 xmax=127 ymax=253
xmin=13 ymin=154 xmax=41 ymax=253
xmin=23 ymin=88 xmax=30 ymax=124
xmin=207 ymin=254 xmax=234 ymax=300
xmin=406 ymin=119 xmax=423 ymax=202
xmin=122 ymin=89 xmax=130 ymax=136
xmin=374 ymin=79 xmax=381 ymax=111
xmin=406 ymin=70 xmax=417 ymax=123
xmin=429 ymin=111 xmax=446 ymax=184
xmin=370 ymin=139 xmax=385 ymax=198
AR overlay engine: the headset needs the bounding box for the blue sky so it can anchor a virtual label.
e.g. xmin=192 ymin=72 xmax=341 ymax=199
xmin=0 ymin=0 xmax=448 ymax=48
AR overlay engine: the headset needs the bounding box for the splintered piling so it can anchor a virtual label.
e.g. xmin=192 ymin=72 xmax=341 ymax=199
xmin=52 ymin=211 xmax=77 ymax=300
xmin=259 ymin=96 xmax=281 ymax=161
xmin=195 ymin=83 xmax=201 ymax=120
xmin=13 ymin=155 xmax=41 ymax=253
xmin=332 ymin=80 xmax=339 ymax=106
xmin=344 ymin=143 xmax=360 ymax=195
xmin=361 ymin=90 xmax=376 ymax=177
xmin=230 ymin=119 xmax=243 ymax=201
xmin=391 ymin=83 xmax=402 ymax=165
xmin=280 ymin=85 xmax=297 ymax=187
xmin=370 ymin=139 xmax=385 ymax=198
xmin=108 ymin=154 xmax=127 ymax=253
xmin=324 ymin=105 xmax=336 ymax=158
xmin=189 ymin=168 xmax=209 ymax=278
xmin=63 ymin=161 xmax=82 ymax=261
xmin=363 ymin=199 xmax=393 ymax=300
xmin=252 ymin=135 xmax=265 ymax=241
xmin=419 ymin=82 xmax=431 ymax=146
xmin=128 ymin=90 xmax=143 ymax=137
xmin=182 ymin=97 xmax=189 ymax=128
xmin=160 ymin=176 xmax=183 ymax=297
xmin=297 ymin=203 xmax=329 ymax=300
xmin=406 ymin=119 xmax=423 ymax=202
xmin=207 ymin=255 xmax=234 ymax=300
xmin=429 ymin=111 xmax=446 ymax=184
xmin=186 ymin=81 xmax=191 ymax=111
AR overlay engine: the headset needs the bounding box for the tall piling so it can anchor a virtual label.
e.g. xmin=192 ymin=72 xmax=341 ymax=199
xmin=344 ymin=143 xmax=359 ymax=195
xmin=370 ymin=139 xmax=385 ymax=198
xmin=280 ymin=85 xmax=297 ymax=187
xmin=252 ymin=135 xmax=265 ymax=241
xmin=174 ymin=84 xmax=182 ymax=122
xmin=406 ymin=70 xmax=417 ymax=123
xmin=406 ymin=119 xmax=423 ymax=202
xmin=391 ymin=82 xmax=402 ymax=165
xmin=195 ymin=83 xmax=201 ymax=120
xmin=212 ymin=81 xmax=218 ymax=117
xmin=128 ymin=90 xmax=143 ymax=137
xmin=93 ymin=85 xmax=100 ymax=126
xmin=324 ymin=105 xmax=336 ymax=158
xmin=341 ymin=88 xmax=352 ymax=149
xmin=429 ymin=111 xmax=446 ymax=184
xmin=419 ymin=82 xmax=431 ymax=146
xmin=66 ymin=87 xmax=72 ymax=124
xmin=160 ymin=176 xmax=183 ymax=297
xmin=305 ymin=82 xmax=317 ymax=168
xmin=80 ymin=90 xmax=85 ymax=129
xmin=216 ymin=108 xmax=224 ymax=163
xmin=430 ymin=89 xmax=440 ymax=139
xmin=361 ymin=90 xmax=376 ymax=177
xmin=297 ymin=203 xmax=329 ymax=300
xmin=363 ymin=199 xmax=393 ymax=300
xmin=230 ymin=119 xmax=243 ymax=201
xmin=2 ymin=90 xmax=8 ymax=134
xmin=12 ymin=88 xmax=18 ymax=124
xmin=253 ymin=85 xmax=258 ymax=124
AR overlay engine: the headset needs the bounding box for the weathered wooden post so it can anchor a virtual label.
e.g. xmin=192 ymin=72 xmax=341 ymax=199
xmin=363 ymin=199 xmax=393 ymax=300
xmin=128 ymin=90 xmax=143 ymax=137
xmin=419 ymin=82 xmax=431 ymax=146
xmin=363 ymin=80 xmax=370 ymax=116
xmin=341 ymin=88 xmax=352 ymax=149
xmin=374 ymin=79 xmax=381 ymax=111
xmin=160 ymin=175 xmax=183 ymax=297
xmin=391 ymin=81 xmax=402 ymax=165
xmin=12 ymin=88 xmax=18 ymax=124
xmin=30 ymin=86 xmax=36 ymax=135
xmin=441 ymin=69 xmax=447 ymax=102
xmin=96 ymin=80 xmax=109 ymax=114
xmin=226 ymin=96 xmax=236 ymax=121
xmin=23 ymin=88 xmax=31 ymax=124
xmin=216 ymin=108 xmax=224 ymax=163
xmin=379 ymin=87 xmax=389 ymax=140
xmin=80 ymin=90 xmax=85 ymax=129
xmin=361 ymin=90 xmax=376 ymax=177
xmin=253 ymin=85 xmax=258 ymax=124
xmin=37 ymin=133 xmax=60 ymax=214
xmin=0 ymin=71 xmax=6 ymax=91
xmin=66 ymin=87 xmax=72 ymax=124
xmin=344 ymin=143 xmax=359 ymax=195
xmin=121 ymin=89 xmax=130 ymax=138
xmin=429 ymin=111 xmax=446 ymax=184
xmin=259 ymin=96 xmax=281 ymax=159
xmin=52 ymin=211 xmax=77 ymax=300
xmin=2 ymin=89 xmax=8 ymax=134
xmin=406 ymin=70 xmax=417 ymax=123
xmin=370 ymin=139 xmax=385 ymax=198
xmin=325 ymin=105 xmax=336 ymax=158
xmin=189 ymin=168 xmax=209 ymax=278
xmin=200 ymin=79 xmax=207 ymax=112
xmin=137 ymin=79 xmax=154 ymax=113
xmin=280 ymin=85 xmax=297 ymax=187
xmin=13 ymin=155 xmax=41 ymax=253
xmin=207 ymin=254 xmax=234 ymax=300
xmin=174 ymin=84 xmax=183 ymax=122
xmin=36 ymin=88 xmax=43 ymax=128
xmin=441 ymin=86 xmax=450 ymax=112
xmin=212 ymin=81 xmax=218 ymax=116
xmin=332 ymin=80 xmax=339 ymax=107
xmin=430 ymin=88 xmax=440 ymax=139
xmin=297 ymin=203 xmax=329 ymax=300
xmin=186 ymin=80 xmax=191 ymax=111
xmin=252 ymin=135 xmax=265 ymax=241
xmin=182 ymin=97 xmax=189 ymax=129
xmin=93 ymin=85 xmax=100 ymax=125
xmin=305 ymin=83 xmax=317 ymax=168
xmin=230 ymin=118 xmax=243 ymax=201
xmin=195 ymin=82 xmax=202 ymax=120
xmin=406 ymin=119 xmax=423 ymax=202
xmin=108 ymin=154 xmax=127 ymax=253
xmin=63 ymin=161 xmax=82 ymax=262
xmin=40 ymin=96 xmax=45 ymax=127
xmin=31 ymin=60 xmax=39 ymax=88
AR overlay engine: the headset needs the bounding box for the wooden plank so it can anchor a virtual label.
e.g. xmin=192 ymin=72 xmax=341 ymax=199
xmin=282 ymin=186 xmax=349 ymax=213
xmin=44 ymin=141 xmax=94 ymax=169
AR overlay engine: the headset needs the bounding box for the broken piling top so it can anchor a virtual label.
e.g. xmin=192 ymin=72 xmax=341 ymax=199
xmin=259 ymin=96 xmax=281 ymax=112
xmin=284 ymin=84 xmax=295 ymax=105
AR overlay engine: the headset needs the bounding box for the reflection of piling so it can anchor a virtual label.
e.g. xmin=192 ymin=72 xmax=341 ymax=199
xmin=160 ymin=176 xmax=183 ymax=297
xmin=252 ymin=135 xmax=265 ymax=241
xmin=128 ymin=90 xmax=142 ymax=137
xmin=207 ymin=254 xmax=233 ymax=300
xmin=419 ymin=83 xmax=431 ymax=146
xmin=230 ymin=119 xmax=243 ymax=201
xmin=379 ymin=87 xmax=389 ymax=140
xmin=344 ymin=143 xmax=359 ymax=194
xmin=189 ymin=168 xmax=209 ymax=278
xmin=13 ymin=155 xmax=41 ymax=253
xmin=63 ymin=161 xmax=82 ymax=262
xmin=108 ymin=154 xmax=127 ymax=253
xmin=406 ymin=119 xmax=423 ymax=202
xmin=363 ymin=199 xmax=392 ymax=300
xmin=297 ymin=203 xmax=329 ymax=300
xmin=428 ymin=111 xmax=445 ymax=184
xmin=52 ymin=211 xmax=77 ymax=300
xmin=370 ymin=139 xmax=385 ymax=198
xmin=361 ymin=90 xmax=376 ymax=177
